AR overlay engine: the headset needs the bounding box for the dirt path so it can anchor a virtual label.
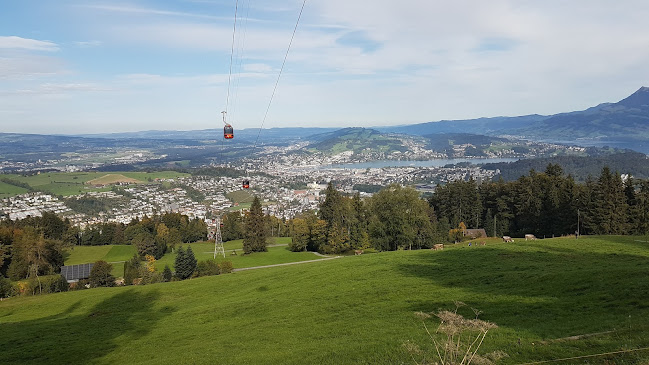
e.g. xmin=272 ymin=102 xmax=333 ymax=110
xmin=232 ymin=255 xmax=342 ymax=272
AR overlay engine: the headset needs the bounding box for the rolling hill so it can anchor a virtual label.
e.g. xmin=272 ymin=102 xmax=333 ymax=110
xmin=305 ymin=127 xmax=417 ymax=155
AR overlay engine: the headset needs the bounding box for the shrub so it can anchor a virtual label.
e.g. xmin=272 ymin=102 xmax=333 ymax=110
xmin=124 ymin=255 xmax=143 ymax=285
xmin=20 ymin=275 xmax=69 ymax=296
xmin=0 ymin=276 xmax=17 ymax=299
xmin=218 ymin=260 xmax=234 ymax=274
xmin=405 ymin=302 xmax=503 ymax=365
xmin=195 ymin=260 xmax=219 ymax=277
xmin=69 ymin=279 xmax=90 ymax=291
xmin=89 ymin=260 xmax=115 ymax=288
xmin=140 ymin=271 xmax=164 ymax=285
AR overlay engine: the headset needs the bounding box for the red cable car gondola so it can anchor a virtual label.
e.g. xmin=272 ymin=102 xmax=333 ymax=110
xmin=242 ymin=179 xmax=250 ymax=189
xmin=224 ymin=124 xmax=234 ymax=139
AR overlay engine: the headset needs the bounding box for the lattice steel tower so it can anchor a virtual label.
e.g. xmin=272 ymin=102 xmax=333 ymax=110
xmin=214 ymin=218 xmax=226 ymax=259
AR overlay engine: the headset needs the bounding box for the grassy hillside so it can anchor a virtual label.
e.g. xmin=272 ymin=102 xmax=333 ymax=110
xmin=0 ymin=180 xmax=29 ymax=198
xmin=3 ymin=236 xmax=649 ymax=364
xmin=0 ymin=171 xmax=189 ymax=197
xmin=86 ymin=174 xmax=143 ymax=186
xmin=225 ymin=189 xmax=254 ymax=204
xmin=306 ymin=128 xmax=411 ymax=155
xmin=63 ymin=238 xmax=305 ymax=278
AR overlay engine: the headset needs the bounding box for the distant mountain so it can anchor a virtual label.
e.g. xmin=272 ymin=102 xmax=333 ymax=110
xmin=516 ymin=87 xmax=649 ymax=140
xmin=69 ymin=87 xmax=649 ymax=149
xmin=375 ymin=115 xmax=548 ymax=136
xmin=78 ymin=127 xmax=338 ymax=145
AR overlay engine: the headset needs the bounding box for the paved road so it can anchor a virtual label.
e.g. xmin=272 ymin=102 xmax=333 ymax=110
xmin=232 ymin=254 xmax=342 ymax=272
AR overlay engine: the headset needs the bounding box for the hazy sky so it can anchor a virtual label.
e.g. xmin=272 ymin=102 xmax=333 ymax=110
xmin=2 ymin=0 xmax=649 ymax=134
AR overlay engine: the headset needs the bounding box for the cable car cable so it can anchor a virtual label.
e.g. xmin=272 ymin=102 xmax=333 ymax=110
xmin=224 ymin=0 xmax=240 ymax=121
xmin=251 ymin=0 xmax=307 ymax=151
xmin=243 ymin=0 xmax=307 ymax=191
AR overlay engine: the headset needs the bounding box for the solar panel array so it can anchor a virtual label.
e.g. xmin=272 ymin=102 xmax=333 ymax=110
xmin=60 ymin=263 xmax=94 ymax=281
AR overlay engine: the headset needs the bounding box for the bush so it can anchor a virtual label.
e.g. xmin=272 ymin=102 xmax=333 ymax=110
xmin=195 ymin=260 xmax=219 ymax=277
xmin=89 ymin=261 xmax=115 ymax=287
xmin=69 ymin=279 xmax=89 ymax=291
xmin=140 ymin=271 xmax=164 ymax=285
xmin=20 ymin=275 xmax=69 ymax=296
xmin=218 ymin=260 xmax=234 ymax=274
xmin=124 ymin=255 xmax=143 ymax=285
xmin=0 ymin=276 xmax=17 ymax=299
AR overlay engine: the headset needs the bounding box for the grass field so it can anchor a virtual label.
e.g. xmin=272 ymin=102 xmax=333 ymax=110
xmin=154 ymin=238 xmax=318 ymax=271
xmin=64 ymin=245 xmax=138 ymax=278
xmin=0 ymin=180 xmax=29 ymax=198
xmin=225 ymin=189 xmax=254 ymax=204
xmin=86 ymin=174 xmax=143 ymax=186
xmin=63 ymin=238 xmax=301 ymax=278
xmin=3 ymin=236 xmax=649 ymax=364
xmin=0 ymin=171 xmax=189 ymax=197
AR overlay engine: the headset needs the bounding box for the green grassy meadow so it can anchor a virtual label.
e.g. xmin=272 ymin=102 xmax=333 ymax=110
xmin=0 ymin=171 xmax=189 ymax=197
xmin=64 ymin=245 xmax=138 ymax=278
xmin=0 ymin=180 xmax=29 ymax=198
xmin=63 ymin=238 xmax=304 ymax=278
xmin=3 ymin=236 xmax=649 ymax=364
xmin=225 ymin=189 xmax=254 ymax=204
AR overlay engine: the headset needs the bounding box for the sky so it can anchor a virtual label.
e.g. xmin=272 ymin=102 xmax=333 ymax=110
xmin=2 ymin=0 xmax=649 ymax=134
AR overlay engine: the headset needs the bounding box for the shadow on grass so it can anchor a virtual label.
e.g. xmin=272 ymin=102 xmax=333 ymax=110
xmin=399 ymin=243 xmax=649 ymax=339
xmin=0 ymin=289 xmax=172 ymax=364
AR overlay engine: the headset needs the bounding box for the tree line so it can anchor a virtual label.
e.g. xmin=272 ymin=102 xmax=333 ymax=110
xmin=286 ymin=164 xmax=649 ymax=254
xmin=432 ymin=164 xmax=649 ymax=237
xmin=0 ymin=212 xmax=208 ymax=285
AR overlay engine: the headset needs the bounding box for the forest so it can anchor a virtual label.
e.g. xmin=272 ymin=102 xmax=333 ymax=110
xmin=287 ymin=164 xmax=649 ymax=254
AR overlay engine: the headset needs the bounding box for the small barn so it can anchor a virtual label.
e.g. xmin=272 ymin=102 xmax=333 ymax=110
xmin=464 ymin=229 xmax=487 ymax=239
xmin=60 ymin=263 xmax=94 ymax=283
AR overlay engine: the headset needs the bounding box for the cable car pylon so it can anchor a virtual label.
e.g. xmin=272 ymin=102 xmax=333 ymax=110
xmin=214 ymin=217 xmax=226 ymax=259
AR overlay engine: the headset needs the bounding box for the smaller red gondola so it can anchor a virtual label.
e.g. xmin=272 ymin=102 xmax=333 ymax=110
xmin=224 ymin=124 xmax=234 ymax=139
xmin=242 ymin=179 xmax=250 ymax=189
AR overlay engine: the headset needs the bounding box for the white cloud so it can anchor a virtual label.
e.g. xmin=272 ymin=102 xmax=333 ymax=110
xmin=243 ymin=63 xmax=273 ymax=73
xmin=12 ymin=83 xmax=111 ymax=95
xmin=0 ymin=55 xmax=67 ymax=79
xmin=81 ymin=4 xmax=226 ymax=21
xmin=74 ymin=40 xmax=102 ymax=48
xmin=0 ymin=36 xmax=59 ymax=52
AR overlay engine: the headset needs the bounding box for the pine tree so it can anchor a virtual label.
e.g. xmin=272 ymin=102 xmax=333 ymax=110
xmin=635 ymin=180 xmax=649 ymax=235
xmin=484 ymin=209 xmax=494 ymax=237
xmin=174 ymin=246 xmax=188 ymax=279
xmin=162 ymin=265 xmax=172 ymax=282
xmin=185 ymin=246 xmax=197 ymax=277
xmin=593 ymin=168 xmax=629 ymax=234
xmin=243 ymin=196 xmax=268 ymax=253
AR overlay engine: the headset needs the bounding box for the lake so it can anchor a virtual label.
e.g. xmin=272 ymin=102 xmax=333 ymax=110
xmin=330 ymin=158 xmax=520 ymax=169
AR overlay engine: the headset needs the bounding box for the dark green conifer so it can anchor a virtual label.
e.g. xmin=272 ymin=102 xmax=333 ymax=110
xmin=243 ymin=196 xmax=268 ymax=253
